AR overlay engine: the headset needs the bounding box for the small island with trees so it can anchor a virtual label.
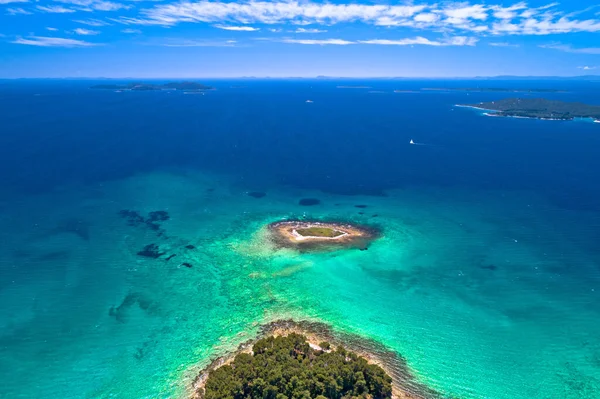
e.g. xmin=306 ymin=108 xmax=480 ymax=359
xmin=90 ymin=81 xmax=213 ymax=91
xmin=196 ymin=333 xmax=392 ymax=399
xmin=267 ymin=221 xmax=379 ymax=252
xmin=458 ymin=98 xmax=600 ymax=122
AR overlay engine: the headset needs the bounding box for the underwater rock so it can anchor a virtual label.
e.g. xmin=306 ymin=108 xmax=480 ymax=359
xmin=35 ymin=250 xmax=71 ymax=262
xmin=247 ymin=191 xmax=267 ymax=198
xmin=372 ymin=214 xmax=379 ymax=217
xmin=185 ymin=244 xmax=196 ymax=250
xmin=358 ymin=212 xmax=365 ymax=215
xmin=55 ymin=218 xmax=90 ymax=241
xmin=137 ymin=244 xmax=165 ymax=259
xmin=480 ymin=264 xmax=497 ymax=271
xmin=355 ymin=204 xmax=368 ymax=208
xmin=165 ymin=254 xmax=177 ymax=261
xmin=299 ymin=198 xmax=321 ymax=206
xmin=109 ymin=292 xmax=155 ymax=323
xmin=119 ymin=210 xmax=145 ymax=227
xmin=147 ymin=211 xmax=170 ymax=223
xmin=181 ymin=262 xmax=193 ymax=268
xmin=119 ymin=209 xmax=169 ymax=238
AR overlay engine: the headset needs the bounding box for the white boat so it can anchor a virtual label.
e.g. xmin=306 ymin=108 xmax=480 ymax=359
xmin=409 ymin=139 xmax=415 ymax=145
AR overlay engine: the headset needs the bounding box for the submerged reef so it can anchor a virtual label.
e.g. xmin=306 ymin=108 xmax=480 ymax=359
xmin=118 ymin=209 xmax=170 ymax=237
xmin=109 ymin=292 xmax=154 ymax=323
xmin=247 ymin=191 xmax=267 ymax=198
xmin=299 ymin=198 xmax=321 ymax=206
xmin=137 ymin=243 xmax=165 ymax=258
xmin=267 ymin=220 xmax=379 ymax=252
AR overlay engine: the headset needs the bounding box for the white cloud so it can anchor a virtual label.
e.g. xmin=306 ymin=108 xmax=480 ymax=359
xmin=491 ymin=3 xmax=528 ymax=20
xmin=123 ymin=2 xmax=431 ymax=27
xmin=214 ymin=25 xmax=259 ymax=31
xmin=578 ymin=66 xmax=597 ymax=70
xmin=540 ymin=43 xmax=600 ymax=54
xmin=268 ymin=28 xmax=282 ymax=32
xmin=46 ymin=27 xmax=59 ymax=31
xmin=37 ymin=5 xmax=76 ymax=13
xmin=294 ymin=28 xmax=327 ymax=33
xmin=359 ymin=36 xmax=478 ymax=46
xmin=55 ymin=0 xmax=131 ymax=12
xmin=443 ymin=4 xmax=488 ymax=22
xmin=121 ymin=28 xmax=141 ymax=33
xmin=274 ymin=35 xmax=477 ymax=47
xmin=158 ymin=39 xmax=237 ymax=47
xmin=74 ymin=28 xmax=100 ymax=35
xmin=279 ymin=38 xmax=354 ymax=45
xmin=489 ymin=41 xmax=520 ymax=47
xmin=103 ymin=1 xmax=600 ymax=37
xmin=0 ymin=0 xmax=28 ymax=4
xmin=6 ymin=7 xmax=32 ymax=15
xmin=413 ymin=13 xmax=439 ymax=23
xmin=73 ymin=19 xmax=112 ymax=26
xmin=12 ymin=36 xmax=99 ymax=47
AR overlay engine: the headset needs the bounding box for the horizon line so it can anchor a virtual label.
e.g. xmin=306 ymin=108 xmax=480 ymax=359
xmin=2 ymin=75 xmax=600 ymax=80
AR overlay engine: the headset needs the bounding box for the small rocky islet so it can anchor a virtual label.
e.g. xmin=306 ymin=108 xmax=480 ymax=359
xmin=267 ymin=220 xmax=379 ymax=252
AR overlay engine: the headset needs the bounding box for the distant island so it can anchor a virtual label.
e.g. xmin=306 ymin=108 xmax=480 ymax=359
xmin=336 ymin=85 xmax=372 ymax=89
xmin=267 ymin=220 xmax=379 ymax=252
xmin=90 ymin=81 xmax=213 ymax=91
xmin=458 ymin=98 xmax=600 ymax=121
xmin=423 ymin=87 xmax=565 ymax=93
xmin=196 ymin=333 xmax=392 ymax=399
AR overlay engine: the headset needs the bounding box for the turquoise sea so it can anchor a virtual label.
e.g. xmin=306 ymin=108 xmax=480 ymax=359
xmin=0 ymin=79 xmax=599 ymax=399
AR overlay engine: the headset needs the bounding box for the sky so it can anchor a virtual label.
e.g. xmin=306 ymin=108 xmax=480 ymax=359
xmin=1 ymin=0 xmax=600 ymax=78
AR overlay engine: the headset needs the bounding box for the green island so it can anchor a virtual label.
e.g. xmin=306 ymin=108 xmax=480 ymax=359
xmin=90 ymin=81 xmax=213 ymax=91
xmin=459 ymin=98 xmax=600 ymax=121
xmin=199 ymin=333 xmax=393 ymax=399
xmin=423 ymin=87 xmax=565 ymax=93
xmin=296 ymin=227 xmax=345 ymax=238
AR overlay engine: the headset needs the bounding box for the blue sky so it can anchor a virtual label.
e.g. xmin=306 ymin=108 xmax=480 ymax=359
xmin=1 ymin=0 xmax=600 ymax=77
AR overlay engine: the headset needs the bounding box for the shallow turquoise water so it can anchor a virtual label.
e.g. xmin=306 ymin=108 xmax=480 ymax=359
xmin=1 ymin=170 xmax=598 ymax=398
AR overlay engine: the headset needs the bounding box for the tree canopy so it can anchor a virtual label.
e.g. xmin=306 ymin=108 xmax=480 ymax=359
xmin=202 ymin=333 xmax=392 ymax=399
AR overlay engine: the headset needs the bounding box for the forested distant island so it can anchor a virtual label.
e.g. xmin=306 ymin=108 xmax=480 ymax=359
xmin=423 ymin=87 xmax=565 ymax=93
xmin=90 ymin=81 xmax=213 ymax=91
xmin=459 ymin=98 xmax=600 ymax=121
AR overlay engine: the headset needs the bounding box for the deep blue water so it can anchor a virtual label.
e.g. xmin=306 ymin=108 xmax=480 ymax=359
xmin=1 ymin=79 xmax=600 ymax=399
xmin=1 ymin=79 xmax=600 ymax=210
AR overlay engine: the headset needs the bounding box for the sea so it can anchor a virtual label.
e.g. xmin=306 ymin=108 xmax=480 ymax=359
xmin=0 ymin=79 xmax=599 ymax=399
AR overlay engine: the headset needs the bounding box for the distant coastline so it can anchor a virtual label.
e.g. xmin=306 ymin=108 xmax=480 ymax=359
xmin=336 ymin=85 xmax=373 ymax=89
xmin=90 ymin=81 xmax=213 ymax=91
xmin=456 ymin=98 xmax=600 ymax=123
xmin=424 ymin=87 xmax=566 ymax=93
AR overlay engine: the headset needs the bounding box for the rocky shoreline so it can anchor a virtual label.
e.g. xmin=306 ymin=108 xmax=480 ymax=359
xmin=267 ymin=220 xmax=380 ymax=252
xmin=190 ymin=319 xmax=441 ymax=399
